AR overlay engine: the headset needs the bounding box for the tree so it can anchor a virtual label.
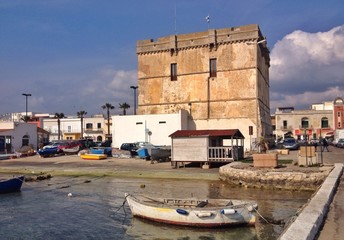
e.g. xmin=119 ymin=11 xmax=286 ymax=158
xmin=101 ymin=103 xmax=115 ymax=137
xmin=77 ymin=110 xmax=87 ymax=139
xmin=119 ymin=102 xmax=130 ymax=116
xmin=54 ymin=113 xmax=65 ymax=140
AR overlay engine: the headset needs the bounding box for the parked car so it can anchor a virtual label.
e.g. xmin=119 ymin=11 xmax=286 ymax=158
xmin=282 ymin=138 xmax=300 ymax=150
xmin=120 ymin=143 xmax=138 ymax=155
xmin=336 ymin=138 xmax=344 ymax=148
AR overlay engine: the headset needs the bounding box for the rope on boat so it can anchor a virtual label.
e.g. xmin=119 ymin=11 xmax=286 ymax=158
xmin=113 ymin=194 xmax=129 ymax=215
xmin=253 ymin=208 xmax=286 ymax=226
xmin=254 ymin=208 xmax=270 ymax=224
xmin=110 ymin=194 xmax=129 ymax=226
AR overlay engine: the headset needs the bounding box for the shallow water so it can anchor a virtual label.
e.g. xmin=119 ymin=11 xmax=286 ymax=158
xmin=0 ymin=176 xmax=312 ymax=240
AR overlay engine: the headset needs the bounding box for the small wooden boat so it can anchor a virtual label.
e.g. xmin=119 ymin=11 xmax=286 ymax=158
xmin=125 ymin=194 xmax=257 ymax=227
xmin=0 ymin=176 xmax=25 ymax=194
xmin=80 ymin=153 xmax=107 ymax=160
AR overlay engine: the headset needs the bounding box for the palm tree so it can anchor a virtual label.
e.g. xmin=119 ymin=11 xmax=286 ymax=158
xmin=77 ymin=110 xmax=87 ymax=139
xmin=54 ymin=113 xmax=65 ymax=140
xmin=119 ymin=102 xmax=130 ymax=116
xmin=101 ymin=103 xmax=115 ymax=138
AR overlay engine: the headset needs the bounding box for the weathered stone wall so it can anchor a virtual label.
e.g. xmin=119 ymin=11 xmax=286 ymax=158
xmin=219 ymin=162 xmax=331 ymax=191
xmin=136 ymin=24 xmax=271 ymax=145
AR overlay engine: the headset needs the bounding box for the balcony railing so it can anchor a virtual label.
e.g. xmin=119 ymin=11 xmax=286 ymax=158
xmin=84 ymin=128 xmax=103 ymax=133
xmin=208 ymin=147 xmax=235 ymax=162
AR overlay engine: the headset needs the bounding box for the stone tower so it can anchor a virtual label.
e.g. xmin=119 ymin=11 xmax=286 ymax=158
xmin=136 ymin=24 xmax=271 ymax=147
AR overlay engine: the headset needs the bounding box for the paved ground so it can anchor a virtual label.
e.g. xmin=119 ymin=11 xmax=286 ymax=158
xmin=1 ymin=145 xmax=344 ymax=239
xmin=316 ymin=146 xmax=344 ymax=240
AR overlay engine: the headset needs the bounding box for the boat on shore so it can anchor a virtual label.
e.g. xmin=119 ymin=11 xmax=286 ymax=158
xmin=61 ymin=141 xmax=82 ymax=155
xmin=38 ymin=146 xmax=58 ymax=158
xmin=62 ymin=146 xmax=80 ymax=155
xmin=150 ymin=147 xmax=171 ymax=161
xmin=125 ymin=194 xmax=257 ymax=227
xmin=80 ymin=153 xmax=107 ymax=160
xmin=90 ymin=147 xmax=112 ymax=156
xmin=0 ymin=175 xmax=25 ymax=194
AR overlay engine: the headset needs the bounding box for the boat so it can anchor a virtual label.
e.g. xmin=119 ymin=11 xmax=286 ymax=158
xmin=150 ymin=147 xmax=171 ymax=161
xmin=125 ymin=194 xmax=257 ymax=227
xmin=38 ymin=146 xmax=58 ymax=157
xmin=62 ymin=146 xmax=80 ymax=155
xmin=0 ymin=176 xmax=25 ymax=194
xmin=61 ymin=141 xmax=81 ymax=155
xmin=90 ymin=147 xmax=112 ymax=156
xmin=80 ymin=153 xmax=107 ymax=160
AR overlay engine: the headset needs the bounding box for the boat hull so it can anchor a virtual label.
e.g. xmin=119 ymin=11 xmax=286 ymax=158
xmin=90 ymin=147 xmax=112 ymax=156
xmin=0 ymin=176 xmax=25 ymax=194
xmin=80 ymin=154 xmax=107 ymax=160
xmin=38 ymin=147 xmax=58 ymax=157
xmin=125 ymin=194 xmax=257 ymax=227
xmin=150 ymin=147 xmax=171 ymax=161
xmin=62 ymin=146 xmax=80 ymax=155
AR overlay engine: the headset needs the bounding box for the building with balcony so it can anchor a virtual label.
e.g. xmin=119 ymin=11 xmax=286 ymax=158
xmin=275 ymin=106 xmax=333 ymax=141
xmin=43 ymin=115 xmax=108 ymax=142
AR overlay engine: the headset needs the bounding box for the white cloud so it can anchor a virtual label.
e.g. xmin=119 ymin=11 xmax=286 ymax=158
xmin=270 ymin=25 xmax=344 ymax=111
xmin=78 ymin=68 xmax=138 ymax=114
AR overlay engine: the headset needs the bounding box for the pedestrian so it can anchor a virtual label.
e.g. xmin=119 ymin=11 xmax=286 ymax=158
xmin=322 ymin=138 xmax=329 ymax=152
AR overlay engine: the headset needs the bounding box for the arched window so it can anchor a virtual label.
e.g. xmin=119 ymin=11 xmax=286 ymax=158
xmin=22 ymin=135 xmax=30 ymax=147
xmin=321 ymin=117 xmax=329 ymax=128
xmin=301 ymin=117 xmax=309 ymax=129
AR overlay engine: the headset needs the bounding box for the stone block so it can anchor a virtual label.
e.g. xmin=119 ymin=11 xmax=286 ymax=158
xmin=298 ymin=153 xmax=319 ymax=166
xmin=253 ymin=153 xmax=278 ymax=168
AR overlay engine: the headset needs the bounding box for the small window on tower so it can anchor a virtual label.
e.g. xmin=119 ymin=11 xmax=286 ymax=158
xmin=171 ymin=63 xmax=177 ymax=81
xmin=210 ymin=58 xmax=217 ymax=77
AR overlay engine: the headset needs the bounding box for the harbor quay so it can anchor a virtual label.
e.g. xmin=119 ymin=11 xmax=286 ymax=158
xmin=0 ymin=145 xmax=343 ymax=239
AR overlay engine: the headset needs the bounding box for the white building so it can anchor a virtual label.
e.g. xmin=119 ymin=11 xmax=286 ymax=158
xmin=112 ymin=110 xmax=189 ymax=148
xmin=0 ymin=122 xmax=38 ymax=152
xmin=42 ymin=115 xmax=108 ymax=142
xmin=311 ymin=101 xmax=334 ymax=111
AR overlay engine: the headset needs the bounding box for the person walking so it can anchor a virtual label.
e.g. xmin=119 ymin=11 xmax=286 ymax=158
xmin=322 ymin=138 xmax=329 ymax=152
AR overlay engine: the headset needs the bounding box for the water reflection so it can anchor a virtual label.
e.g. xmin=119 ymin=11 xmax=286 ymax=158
xmin=126 ymin=217 xmax=257 ymax=240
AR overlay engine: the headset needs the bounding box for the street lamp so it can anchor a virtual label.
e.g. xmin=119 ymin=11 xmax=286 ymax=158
xmin=22 ymin=93 xmax=32 ymax=122
xmin=130 ymin=86 xmax=138 ymax=115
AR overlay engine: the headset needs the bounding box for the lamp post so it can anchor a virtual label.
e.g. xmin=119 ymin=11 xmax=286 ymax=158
xmin=130 ymin=86 xmax=138 ymax=115
xmin=22 ymin=93 xmax=32 ymax=122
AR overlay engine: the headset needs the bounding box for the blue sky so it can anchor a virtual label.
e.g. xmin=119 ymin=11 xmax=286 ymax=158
xmin=1 ymin=0 xmax=344 ymax=117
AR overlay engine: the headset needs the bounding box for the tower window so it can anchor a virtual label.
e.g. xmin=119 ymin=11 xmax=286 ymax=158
xmin=171 ymin=63 xmax=177 ymax=81
xmin=210 ymin=58 xmax=217 ymax=77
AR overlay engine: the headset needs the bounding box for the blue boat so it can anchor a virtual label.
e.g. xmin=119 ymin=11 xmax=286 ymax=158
xmin=38 ymin=146 xmax=58 ymax=157
xmin=0 ymin=176 xmax=25 ymax=194
xmin=90 ymin=147 xmax=112 ymax=157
